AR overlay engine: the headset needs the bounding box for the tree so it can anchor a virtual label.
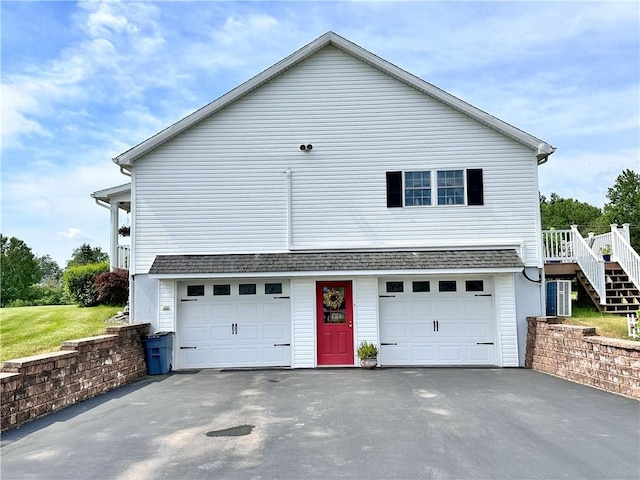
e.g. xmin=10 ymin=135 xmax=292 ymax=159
xmin=66 ymin=243 xmax=109 ymax=268
xmin=539 ymin=193 xmax=604 ymax=235
xmin=603 ymin=169 xmax=640 ymax=252
xmin=38 ymin=254 xmax=62 ymax=286
xmin=0 ymin=235 xmax=42 ymax=307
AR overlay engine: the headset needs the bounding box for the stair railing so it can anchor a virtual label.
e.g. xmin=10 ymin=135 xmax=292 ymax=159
xmin=571 ymin=225 xmax=606 ymax=305
xmin=611 ymin=224 xmax=640 ymax=293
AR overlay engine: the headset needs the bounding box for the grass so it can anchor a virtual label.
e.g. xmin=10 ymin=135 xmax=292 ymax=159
xmin=563 ymin=304 xmax=637 ymax=340
xmin=0 ymin=305 xmax=123 ymax=363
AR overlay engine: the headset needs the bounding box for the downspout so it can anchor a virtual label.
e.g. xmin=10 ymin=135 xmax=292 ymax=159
xmin=120 ymin=166 xmax=132 ymax=177
xmin=286 ymin=169 xmax=293 ymax=250
xmin=93 ymin=198 xmax=110 ymax=210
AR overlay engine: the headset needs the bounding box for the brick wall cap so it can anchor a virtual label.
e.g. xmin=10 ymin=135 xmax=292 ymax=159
xmin=2 ymin=350 xmax=76 ymax=369
xmin=0 ymin=372 xmax=22 ymax=381
xmin=584 ymin=336 xmax=640 ymax=351
xmin=531 ymin=316 xmax=563 ymax=324
xmin=548 ymin=324 xmax=597 ymax=335
xmin=104 ymin=323 xmax=150 ymax=334
xmin=61 ymin=335 xmax=117 ymax=349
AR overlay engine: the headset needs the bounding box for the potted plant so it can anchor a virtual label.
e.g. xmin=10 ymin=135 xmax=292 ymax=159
xmin=357 ymin=341 xmax=379 ymax=369
xmin=600 ymin=244 xmax=612 ymax=261
xmin=118 ymin=225 xmax=131 ymax=237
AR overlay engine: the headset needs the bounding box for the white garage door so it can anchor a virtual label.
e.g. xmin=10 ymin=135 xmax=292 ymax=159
xmin=379 ymin=277 xmax=496 ymax=366
xmin=177 ymin=280 xmax=291 ymax=369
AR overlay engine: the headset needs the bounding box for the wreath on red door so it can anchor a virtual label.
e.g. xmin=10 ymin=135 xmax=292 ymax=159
xmin=323 ymin=288 xmax=344 ymax=309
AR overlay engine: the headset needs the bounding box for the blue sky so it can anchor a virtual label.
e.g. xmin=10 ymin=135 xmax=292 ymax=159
xmin=2 ymin=1 xmax=639 ymax=266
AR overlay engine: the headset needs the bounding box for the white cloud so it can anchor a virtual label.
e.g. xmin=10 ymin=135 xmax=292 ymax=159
xmin=56 ymin=228 xmax=90 ymax=240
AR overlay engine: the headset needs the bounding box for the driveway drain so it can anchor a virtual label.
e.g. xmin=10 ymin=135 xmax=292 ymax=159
xmin=206 ymin=425 xmax=254 ymax=437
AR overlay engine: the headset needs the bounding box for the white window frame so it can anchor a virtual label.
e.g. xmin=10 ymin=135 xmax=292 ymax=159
xmin=403 ymin=169 xmax=467 ymax=207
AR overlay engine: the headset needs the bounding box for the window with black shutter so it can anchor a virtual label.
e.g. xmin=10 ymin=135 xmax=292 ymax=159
xmin=386 ymin=171 xmax=403 ymax=208
xmin=467 ymin=169 xmax=484 ymax=205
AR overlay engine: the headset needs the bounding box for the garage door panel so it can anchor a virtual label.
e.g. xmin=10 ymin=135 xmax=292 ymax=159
xmin=467 ymin=345 xmax=492 ymax=362
xmin=177 ymin=281 xmax=291 ymax=369
xmin=237 ymin=303 xmax=258 ymax=319
xmin=211 ymin=325 xmax=233 ymax=341
xmin=466 ymin=322 xmax=490 ymax=339
xmin=413 ymin=346 xmax=436 ymax=363
xmin=439 ymin=345 xmax=462 ymax=362
xmin=381 ymin=322 xmax=408 ymax=340
xmin=379 ymin=277 xmax=496 ymax=366
xmin=381 ymin=346 xmax=410 ymax=364
xmin=380 ymin=301 xmax=404 ymax=318
xmin=212 ymin=304 xmax=234 ymax=320
xmin=412 ymin=323 xmax=435 ymax=338
xmin=182 ymin=349 xmax=208 ymax=368
xmin=438 ymin=323 xmax=461 ymax=338
xmin=410 ymin=302 xmax=432 ymax=316
xmin=181 ymin=304 xmax=207 ymax=322
xmin=264 ymin=324 xmax=286 ymax=340
xmin=436 ymin=300 xmax=459 ymax=315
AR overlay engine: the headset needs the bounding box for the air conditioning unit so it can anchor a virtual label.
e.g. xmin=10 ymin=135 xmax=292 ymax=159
xmin=546 ymin=280 xmax=572 ymax=317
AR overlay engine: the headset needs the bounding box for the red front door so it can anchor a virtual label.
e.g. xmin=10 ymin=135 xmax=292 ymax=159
xmin=317 ymin=281 xmax=354 ymax=365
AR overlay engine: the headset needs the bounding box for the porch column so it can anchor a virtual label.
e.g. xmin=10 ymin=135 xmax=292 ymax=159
xmin=110 ymin=202 xmax=119 ymax=270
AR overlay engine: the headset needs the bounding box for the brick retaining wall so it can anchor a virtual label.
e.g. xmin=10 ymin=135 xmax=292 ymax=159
xmin=1 ymin=323 xmax=150 ymax=432
xmin=526 ymin=316 xmax=639 ymax=400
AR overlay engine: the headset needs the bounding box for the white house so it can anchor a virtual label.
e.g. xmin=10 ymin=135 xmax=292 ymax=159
xmin=93 ymin=32 xmax=555 ymax=370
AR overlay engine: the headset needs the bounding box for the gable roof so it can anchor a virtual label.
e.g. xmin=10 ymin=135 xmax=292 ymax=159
xmin=148 ymin=249 xmax=524 ymax=278
xmin=115 ymin=32 xmax=555 ymax=167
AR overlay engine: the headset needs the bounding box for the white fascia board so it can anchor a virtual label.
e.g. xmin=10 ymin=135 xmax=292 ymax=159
xmin=91 ymin=183 xmax=132 ymax=201
xmin=114 ymin=32 xmax=554 ymax=166
xmin=149 ymin=267 xmax=522 ymax=280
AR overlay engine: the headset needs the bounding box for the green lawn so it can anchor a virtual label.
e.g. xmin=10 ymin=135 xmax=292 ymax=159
xmin=563 ymin=304 xmax=637 ymax=340
xmin=0 ymin=305 xmax=123 ymax=363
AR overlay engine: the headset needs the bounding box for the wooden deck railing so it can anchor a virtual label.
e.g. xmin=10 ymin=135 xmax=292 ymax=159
xmin=612 ymin=227 xmax=640 ymax=293
xmin=570 ymin=226 xmax=606 ymax=305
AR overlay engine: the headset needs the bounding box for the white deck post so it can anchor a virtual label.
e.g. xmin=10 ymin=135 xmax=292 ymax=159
xmin=110 ymin=202 xmax=119 ymax=270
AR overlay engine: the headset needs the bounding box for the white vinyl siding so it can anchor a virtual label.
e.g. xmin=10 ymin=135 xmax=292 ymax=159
xmin=158 ymin=279 xmax=175 ymax=331
xmin=133 ymin=46 xmax=541 ymax=273
xmin=291 ymin=278 xmax=315 ymax=368
xmin=354 ymin=277 xmax=379 ymax=346
xmin=495 ymin=274 xmax=519 ymax=366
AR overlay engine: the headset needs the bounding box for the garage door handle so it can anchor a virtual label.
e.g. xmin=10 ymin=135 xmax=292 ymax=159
xmin=474 ymin=294 xmax=492 ymax=297
xmin=273 ymin=343 xmax=291 ymax=347
xmin=274 ymin=296 xmax=290 ymax=299
xmin=379 ymin=295 xmax=395 ymax=298
xmin=476 ymin=342 xmax=494 ymax=345
xmin=380 ymin=342 xmax=397 ymax=346
xmin=180 ymin=346 xmax=197 ymax=349
xmin=181 ymin=299 xmax=197 ymax=302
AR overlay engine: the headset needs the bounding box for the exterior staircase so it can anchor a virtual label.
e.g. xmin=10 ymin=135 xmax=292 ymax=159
xmin=544 ymin=224 xmax=640 ymax=317
xmin=577 ymin=263 xmax=640 ymax=315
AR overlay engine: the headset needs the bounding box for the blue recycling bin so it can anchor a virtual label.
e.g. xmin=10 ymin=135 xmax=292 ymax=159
xmin=145 ymin=332 xmax=173 ymax=375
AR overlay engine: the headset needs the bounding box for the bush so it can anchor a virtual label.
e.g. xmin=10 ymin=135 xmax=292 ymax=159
xmin=4 ymin=284 xmax=69 ymax=307
xmin=63 ymin=262 xmax=109 ymax=307
xmin=95 ymin=269 xmax=129 ymax=306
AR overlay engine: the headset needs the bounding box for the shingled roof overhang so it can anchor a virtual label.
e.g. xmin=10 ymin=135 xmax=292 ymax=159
xmin=148 ymin=250 xmax=524 ymax=279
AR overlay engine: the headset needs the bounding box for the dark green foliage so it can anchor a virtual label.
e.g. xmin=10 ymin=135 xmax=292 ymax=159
xmin=603 ymin=169 xmax=640 ymax=252
xmin=95 ymin=269 xmax=129 ymax=306
xmin=539 ymin=193 xmax=604 ymax=235
xmin=357 ymin=341 xmax=379 ymax=359
xmin=66 ymin=243 xmax=109 ymax=268
xmin=37 ymin=254 xmax=62 ymax=286
xmin=63 ymin=262 xmax=109 ymax=307
xmin=1 ymin=235 xmax=42 ymax=307
xmin=5 ymin=284 xmax=69 ymax=307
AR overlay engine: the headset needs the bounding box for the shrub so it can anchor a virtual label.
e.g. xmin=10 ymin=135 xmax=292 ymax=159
xmin=4 ymin=284 xmax=69 ymax=307
xmin=63 ymin=262 xmax=109 ymax=307
xmin=95 ymin=268 xmax=129 ymax=306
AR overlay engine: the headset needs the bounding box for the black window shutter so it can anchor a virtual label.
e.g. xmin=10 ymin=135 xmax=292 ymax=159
xmin=386 ymin=171 xmax=403 ymax=208
xmin=467 ymin=169 xmax=484 ymax=205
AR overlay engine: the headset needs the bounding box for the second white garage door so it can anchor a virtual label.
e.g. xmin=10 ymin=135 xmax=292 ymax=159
xmin=379 ymin=277 xmax=496 ymax=366
xmin=176 ymin=280 xmax=291 ymax=369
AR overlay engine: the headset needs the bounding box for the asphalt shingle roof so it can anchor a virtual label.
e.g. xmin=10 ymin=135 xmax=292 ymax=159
xmin=149 ymin=250 xmax=523 ymax=275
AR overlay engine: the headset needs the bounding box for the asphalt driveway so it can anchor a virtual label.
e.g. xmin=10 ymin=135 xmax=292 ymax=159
xmin=1 ymin=368 xmax=638 ymax=480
